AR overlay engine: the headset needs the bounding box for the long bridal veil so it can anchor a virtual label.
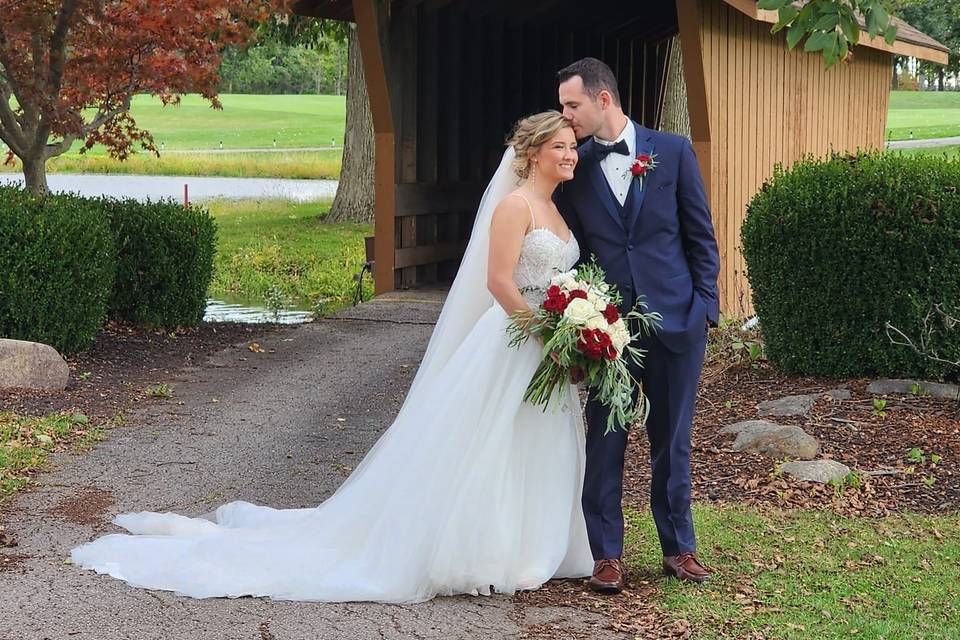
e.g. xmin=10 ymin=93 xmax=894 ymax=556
xmin=399 ymin=146 xmax=517 ymax=402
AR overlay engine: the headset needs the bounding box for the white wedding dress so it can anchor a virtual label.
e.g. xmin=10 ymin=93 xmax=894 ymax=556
xmin=71 ymin=148 xmax=594 ymax=603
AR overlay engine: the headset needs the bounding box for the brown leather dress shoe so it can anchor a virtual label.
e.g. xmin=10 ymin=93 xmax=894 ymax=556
xmin=662 ymin=552 xmax=712 ymax=583
xmin=588 ymin=558 xmax=626 ymax=594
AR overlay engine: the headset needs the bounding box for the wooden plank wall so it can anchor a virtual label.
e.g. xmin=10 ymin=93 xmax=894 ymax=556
xmin=699 ymin=0 xmax=889 ymax=316
xmin=388 ymin=2 xmax=674 ymax=290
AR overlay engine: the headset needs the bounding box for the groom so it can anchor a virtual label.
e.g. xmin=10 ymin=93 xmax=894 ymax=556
xmin=554 ymin=58 xmax=720 ymax=591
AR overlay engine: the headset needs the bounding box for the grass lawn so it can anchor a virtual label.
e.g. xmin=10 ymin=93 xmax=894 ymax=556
xmin=0 ymin=94 xmax=346 ymax=179
xmin=207 ymin=198 xmax=373 ymax=314
xmin=887 ymin=91 xmax=960 ymax=141
xmin=0 ymin=149 xmax=342 ymax=180
xmin=624 ymin=505 xmax=960 ymax=639
xmin=0 ymin=412 xmax=102 ymax=502
xmin=897 ymin=145 xmax=960 ymax=160
xmin=81 ymin=94 xmax=345 ymax=153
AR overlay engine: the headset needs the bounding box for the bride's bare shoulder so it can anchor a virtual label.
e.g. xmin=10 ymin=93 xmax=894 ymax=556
xmin=495 ymin=191 xmax=533 ymax=216
xmin=490 ymin=191 xmax=530 ymax=234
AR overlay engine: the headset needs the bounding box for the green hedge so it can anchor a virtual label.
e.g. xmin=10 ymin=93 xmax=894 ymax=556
xmin=741 ymin=152 xmax=960 ymax=379
xmin=104 ymin=198 xmax=217 ymax=328
xmin=0 ymin=188 xmax=116 ymax=354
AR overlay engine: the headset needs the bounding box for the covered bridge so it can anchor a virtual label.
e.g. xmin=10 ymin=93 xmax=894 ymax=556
xmin=292 ymin=0 xmax=948 ymax=316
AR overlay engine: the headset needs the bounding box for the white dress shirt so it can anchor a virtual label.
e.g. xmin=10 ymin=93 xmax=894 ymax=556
xmin=594 ymin=119 xmax=635 ymax=207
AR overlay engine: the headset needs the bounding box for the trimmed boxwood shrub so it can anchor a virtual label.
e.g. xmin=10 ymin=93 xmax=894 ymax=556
xmin=0 ymin=187 xmax=115 ymax=354
xmin=741 ymin=152 xmax=960 ymax=379
xmin=104 ymin=198 xmax=217 ymax=328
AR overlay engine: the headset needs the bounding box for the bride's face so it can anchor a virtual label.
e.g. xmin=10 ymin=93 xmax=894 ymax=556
xmin=533 ymin=127 xmax=578 ymax=182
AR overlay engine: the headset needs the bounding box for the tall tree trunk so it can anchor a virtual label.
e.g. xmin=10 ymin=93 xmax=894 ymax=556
xmin=21 ymin=153 xmax=49 ymax=196
xmin=891 ymin=60 xmax=899 ymax=90
xmin=327 ymin=24 xmax=374 ymax=224
xmin=659 ymin=35 xmax=691 ymax=139
xmin=938 ymin=67 xmax=945 ymax=92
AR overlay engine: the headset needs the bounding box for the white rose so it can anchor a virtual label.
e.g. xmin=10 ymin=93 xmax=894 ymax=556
xmin=610 ymin=323 xmax=631 ymax=352
xmin=550 ymin=270 xmax=577 ymax=289
xmin=592 ymin=296 xmax=607 ymax=312
xmin=562 ymin=298 xmax=597 ymax=325
xmin=585 ymin=315 xmax=609 ymax=331
xmin=598 ymin=282 xmax=610 ymax=294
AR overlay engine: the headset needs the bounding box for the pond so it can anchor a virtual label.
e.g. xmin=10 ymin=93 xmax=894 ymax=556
xmin=204 ymin=295 xmax=315 ymax=325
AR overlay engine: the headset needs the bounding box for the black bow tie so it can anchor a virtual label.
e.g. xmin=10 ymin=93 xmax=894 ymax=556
xmin=595 ymin=139 xmax=629 ymax=158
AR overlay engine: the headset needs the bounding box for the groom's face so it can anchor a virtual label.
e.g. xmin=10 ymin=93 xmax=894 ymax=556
xmin=559 ymin=75 xmax=604 ymax=140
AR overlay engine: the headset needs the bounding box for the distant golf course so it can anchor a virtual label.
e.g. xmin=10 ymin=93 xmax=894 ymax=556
xmin=887 ymin=90 xmax=960 ymax=141
xmin=1 ymin=94 xmax=346 ymax=179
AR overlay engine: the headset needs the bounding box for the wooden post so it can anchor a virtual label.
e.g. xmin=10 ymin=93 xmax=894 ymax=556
xmin=352 ymin=0 xmax=395 ymax=295
xmin=676 ymin=0 xmax=712 ymax=200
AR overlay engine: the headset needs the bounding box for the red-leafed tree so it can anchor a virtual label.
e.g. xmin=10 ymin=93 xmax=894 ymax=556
xmin=0 ymin=0 xmax=274 ymax=194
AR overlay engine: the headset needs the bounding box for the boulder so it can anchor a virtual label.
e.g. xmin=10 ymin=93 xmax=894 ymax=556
xmin=724 ymin=421 xmax=820 ymax=460
xmin=780 ymin=460 xmax=851 ymax=484
xmin=0 ymin=339 xmax=70 ymax=391
xmin=867 ymin=379 xmax=959 ymax=400
xmin=757 ymin=394 xmax=817 ymax=417
xmin=823 ymin=388 xmax=852 ymax=401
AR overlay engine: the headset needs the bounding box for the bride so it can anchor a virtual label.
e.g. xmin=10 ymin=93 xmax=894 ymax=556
xmin=71 ymin=111 xmax=593 ymax=603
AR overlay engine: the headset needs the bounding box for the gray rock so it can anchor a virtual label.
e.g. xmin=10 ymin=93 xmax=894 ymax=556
xmin=823 ymin=388 xmax=852 ymax=401
xmin=719 ymin=419 xmax=781 ymax=436
xmin=867 ymin=378 xmax=960 ymax=400
xmin=757 ymin=394 xmax=817 ymax=417
xmin=0 ymin=339 xmax=69 ymax=391
xmin=730 ymin=424 xmax=820 ymax=460
xmin=780 ymin=460 xmax=852 ymax=484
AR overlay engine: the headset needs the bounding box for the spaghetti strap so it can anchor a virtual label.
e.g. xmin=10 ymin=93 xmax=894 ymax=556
xmin=509 ymin=192 xmax=537 ymax=229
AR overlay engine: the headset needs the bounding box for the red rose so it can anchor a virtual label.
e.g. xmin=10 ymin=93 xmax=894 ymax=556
xmin=569 ymin=366 xmax=585 ymax=384
xmin=630 ymin=162 xmax=647 ymax=177
xmin=568 ymin=289 xmax=588 ymax=300
xmin=546 ymin=285 xmax=562 ymax=298
xmin=602 ymin=303 xmax=619 ymax=324
xmin=637 ymin=154 xmax=652 ymax=164
xmin=577 ymin=328 xmax=610 ymax=361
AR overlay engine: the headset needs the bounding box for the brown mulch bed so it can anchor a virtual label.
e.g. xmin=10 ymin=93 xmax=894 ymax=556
xmin=621 ymin=364 xmax=960 ymax=517
xmin=0 ymin=321 xmax=285 ymax=422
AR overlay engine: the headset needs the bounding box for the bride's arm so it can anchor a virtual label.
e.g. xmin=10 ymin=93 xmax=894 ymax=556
xmin=487 ymin=197 xmax=531 ymax=316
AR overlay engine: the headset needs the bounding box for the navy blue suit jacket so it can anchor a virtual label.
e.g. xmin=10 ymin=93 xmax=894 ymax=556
xmin=556 ymin=122 xmax=720 ymax=353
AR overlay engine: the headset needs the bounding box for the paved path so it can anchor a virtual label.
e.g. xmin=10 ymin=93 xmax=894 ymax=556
xmin=0 ymin=292 xmax=621 ymax=640
xmin=0 ymin=174 xmax=338 ymax=202
xmin=887 ymin=135 xmax=960 ymax=149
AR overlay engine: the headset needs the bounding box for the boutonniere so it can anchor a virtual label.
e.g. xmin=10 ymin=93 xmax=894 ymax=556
xmin=623 ymin=153 xmax=658 ymax=189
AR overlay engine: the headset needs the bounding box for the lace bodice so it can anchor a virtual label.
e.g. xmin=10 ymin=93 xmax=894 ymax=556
xmin=515 ymin=228 xmax=580 ymax=307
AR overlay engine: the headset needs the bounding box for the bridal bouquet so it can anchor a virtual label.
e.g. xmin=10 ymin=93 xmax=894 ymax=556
xmin=507 ymin=260 xmax=661 ymax=434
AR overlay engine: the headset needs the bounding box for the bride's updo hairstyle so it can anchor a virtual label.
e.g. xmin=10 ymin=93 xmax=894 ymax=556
xmin=506 ymin=110 xmax=571 ymax=180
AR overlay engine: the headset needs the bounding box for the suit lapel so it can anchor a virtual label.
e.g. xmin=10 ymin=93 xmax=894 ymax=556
xmin=625 ymin=123 xmax=655 ymax=231
xmin=581 ymin=139 xmax=625 ymax=232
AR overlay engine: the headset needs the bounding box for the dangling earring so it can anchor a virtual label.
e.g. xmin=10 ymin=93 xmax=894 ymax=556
xmin=530 ymin=162 xmax=537 ymax=187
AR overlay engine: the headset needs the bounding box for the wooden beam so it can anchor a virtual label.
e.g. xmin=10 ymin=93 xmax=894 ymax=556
xmin=353 ymin=0 xmax=396 ymax=296
xmin=395 ymin=241 xmax=469 ymax=269
xmin=677 ymin=0 xmax=712 ymax=200
xmin=395 ymin=182 xmax=486 ymax=216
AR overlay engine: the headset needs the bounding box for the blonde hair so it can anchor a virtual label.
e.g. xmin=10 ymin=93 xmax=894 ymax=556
xmin=506 ymin=111 xmax=571 ymax=180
